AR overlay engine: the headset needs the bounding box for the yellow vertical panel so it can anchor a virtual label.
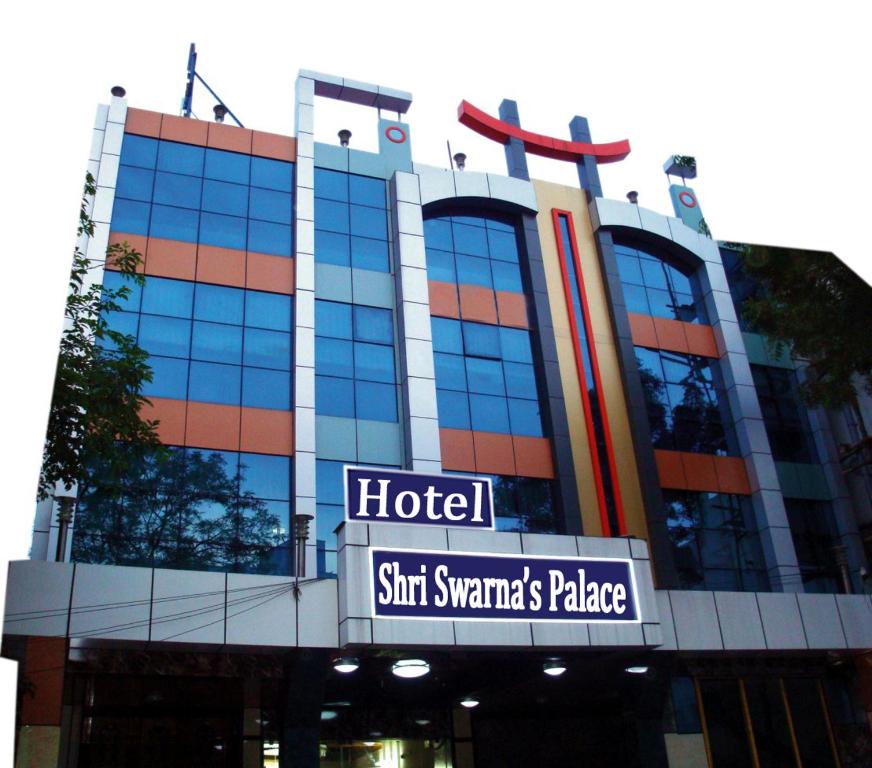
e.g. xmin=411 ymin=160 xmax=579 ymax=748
xmin=532 ymin=179 xmax=647 ymax=542
xmin=533 ymin=180 xmax=601 ymax=537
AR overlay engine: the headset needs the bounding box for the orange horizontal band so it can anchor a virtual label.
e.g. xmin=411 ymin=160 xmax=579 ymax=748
xmin=440 ymin=428 xmax=554 ymax=479
xmin=429 ymin=281 xmax=529 ymax=329
xmin=107 ymin=233 xmax=295 ymax=295
xmin=628 ymin=313 xmax=718 ymax=357
xmin=125 ymin=108 xmax=297 ymax=162
xmin=654 ymin=449 xmax=750 ymax=494
xmin=141 ymin=397 xmax=294 ymax=456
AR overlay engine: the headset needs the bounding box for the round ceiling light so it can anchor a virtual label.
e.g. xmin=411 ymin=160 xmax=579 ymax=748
xmin=625 ymin=665 xmax=649 ymax=675
xmin=543 ymin=660 xmax=567 ymax=677
xmin=460 ymin=696 xmax=480 ymax=708
xmin=320 ymin=710 xmax=338 ymax=721
xmin=333 ymin=656 xmax=360 ymax=674
xmin=391 ymin=659 xmax=430 ymax=679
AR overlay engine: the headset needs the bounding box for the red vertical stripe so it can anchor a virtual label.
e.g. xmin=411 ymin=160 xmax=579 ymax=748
xmin=551 ymin=209 xmax=612 ymax=536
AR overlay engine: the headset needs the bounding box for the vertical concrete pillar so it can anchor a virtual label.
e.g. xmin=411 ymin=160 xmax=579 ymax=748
xmin=390 ymin=171 xmax=441 ymax=474
xmin=497 ymin=100 xmax=529 ymax=181
xmin=452 ymin=706 xmax=475 ymax=768
xmin=293 ymin=74 xmax=318 ymax=577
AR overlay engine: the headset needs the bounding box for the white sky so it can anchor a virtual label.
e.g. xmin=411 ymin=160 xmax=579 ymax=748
xmin=0 ymin=1 xmax=869 ymax=754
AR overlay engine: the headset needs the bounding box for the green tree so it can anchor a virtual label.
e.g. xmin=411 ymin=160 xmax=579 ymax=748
xmin=38 ymin=174 xmax=160 ymax=501
xmin=741 ymin=244 xmax=872 ymax=410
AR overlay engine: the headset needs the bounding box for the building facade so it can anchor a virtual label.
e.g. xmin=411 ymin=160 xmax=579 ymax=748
xmin=3 ymin=69 xmax=872 ymax=768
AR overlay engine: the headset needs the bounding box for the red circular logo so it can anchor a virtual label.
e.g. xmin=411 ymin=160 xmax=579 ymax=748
xmin=678 ymin=191 xmax=697 ymax=208
xmin=385 ymin=125 xmax=407 ymax=144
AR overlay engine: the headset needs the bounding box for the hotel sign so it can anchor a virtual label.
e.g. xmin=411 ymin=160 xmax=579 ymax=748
xmin=344 ymin=467 xmax=495 ymax=530
xmin=370 ymin=549 xmax=639 ymax=623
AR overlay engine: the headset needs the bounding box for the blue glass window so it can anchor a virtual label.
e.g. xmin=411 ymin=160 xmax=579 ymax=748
xmin=434 ymin=353 xmax=467 ymax=391
xmin=249 ymin=188 xmax=291 ymax=224
xmin=157 ymin=142 xmax=204 ymax=177
xmin=353 ymin=306 xmax=393 ymax=344
xmin=200 ymin=212 xmax=246 ymax=250
xmin=349 ymin=175 xmax=385 ymax=207
xmin=466 ymin=357 xmax=505 ymax=395
xmin=487 ymin=230 xmax=519 ymax=262
xmin=499 ymin=327 xmax=533 ymax=363
xmin=350 ymin=205 xmax=388 ymax=239
xmin=622 ymin=283 xmax=650 ymax=315
xmin=452 ymin=222 xmax=489 ymax=257
xmin=463 ymin=323 xmax=500 ymax=359
xmin=102 ymin=271 xmax=142 ymax=311
xmin=356 ymin=381 xmax=397 ymax=422
xmin=248 ymin=220 xmax=291 ymax=257
xmin=138 ymin=315 xmax=191 ymax=359
xmin=194 ymin=284 xmax=244 ymax=325
xmin=424 ymin=219 xmax=453 ymax=250
xmin=469 ymin=393 xmax=510 ymax=433
xmin=316 ymin=301 xmax=352 ymax=339
xmin=315 ymin=230 xmax=350 ymax=267
xmin=436 ymin=390 xmax=470 ymax=429
xmin=456 ymin=255 xmax=492 ymax=288
xmin=315 ymin=198 xmax=349 ymax=234
xmin=149 ymin=204 xmax=199 ymax=242
xmin=188 ymin=361 xmax=241 ymax=405
xmin=354 ymin=342 xmax=395 ymax=383
xmin=316 ymin=460 xmax=345 ymax=505
xmin=116 ymin=166 xmax=154 ymax=202
xmin=314 ymin=168 xmax=348 ymax=202
xmin=351 ymin=237 xmax=389 ymax=272
xmin=100 ymin=310 xmax=138 ymax=350
xmin=503 ymin=362 xmax=537 ymax=399
xmin=426 ymin=249 xmax=455 ymax=283
xmin=492 ymin=261 xmax=523 ymax=292
xmin=245 ymin=291 xmax=291 ymax=331
xmin=431 ymin=318 xmax=463 ymax=354
xmin=240 ymin=453 xmax=290 ymax=500
xmin=191 ymin=321 xmax=243 ymax=364
xmin=641 ymin=258 xmax=669 ymax=290
xmin=120 ymin=135 xmax=158 ymax=169
xmin=141 ymin=277 xmax=194 ymax=318
xmin=242 ymin=367 xmax=290 ymax=410
xmin=251 ymin=157 xmax=293 ymax=192
xmin=316 ymin=337 xmax=354 ymax=379
xmin=508 ymin=399 xmax=542 ymax=436
xmin=204 ymin=148 xmax=250 ymax=184
xmin=244 ymin=328 xmax=291 ymax=370
xmin=202 ymin=179 xmax=248 ymax=217
xmin=316 ymin=376 xmax=355 ymax=418
xmin=112 ymin=199 xmax=150 ymax=236
xmin=142 ymin=356 xmax=188 ymax=399
xmin=153 ymin=172 xmax=202 ymax=210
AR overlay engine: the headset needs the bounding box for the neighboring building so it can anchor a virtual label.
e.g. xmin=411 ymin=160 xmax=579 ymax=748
xmin=3 ymin=69 xmax=872 ymax=768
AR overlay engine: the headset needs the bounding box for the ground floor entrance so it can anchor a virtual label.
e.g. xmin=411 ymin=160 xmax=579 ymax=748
xmin=11 ymin=641 xmax=872 ymax=767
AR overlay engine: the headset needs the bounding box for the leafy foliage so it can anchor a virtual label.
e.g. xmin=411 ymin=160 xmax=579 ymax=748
xmin=740 ymin=245 xmax=872 ymax=408
xmin=38 ymin=174 xmax=160 ymax=500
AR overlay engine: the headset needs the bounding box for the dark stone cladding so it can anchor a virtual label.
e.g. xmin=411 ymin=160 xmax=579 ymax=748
xmin=569 ymin=115 xmax=679 ymax=587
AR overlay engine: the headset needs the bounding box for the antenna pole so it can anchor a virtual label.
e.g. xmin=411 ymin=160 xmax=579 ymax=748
xmin=447 ymin=140 xmax=455 ymax=170
xmin=182 ymin=43 xmax=196 ymax=118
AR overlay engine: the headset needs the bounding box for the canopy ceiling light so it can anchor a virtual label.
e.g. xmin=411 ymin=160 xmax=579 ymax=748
xmin=333 ymin=656 xmax=360 ymax=674
xmin=391 ymin=659 xmax=430 ymax=679
xmin=543 ymin=660 xmax=567 ymax=677
xmin=625 ymin=665 xmax=649 ymax=675
xmin=460 ymin=696 xmax=480 ymax=708
xmin=320 ymin=710 xmax=338 ymax=721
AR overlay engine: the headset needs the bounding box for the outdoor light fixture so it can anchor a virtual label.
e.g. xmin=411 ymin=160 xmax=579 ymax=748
xmin=625 ymin=665 xmax=649 ymax=675
xmin=414 ymin=718 xmax=431 ymax=726
xmin=391 ymin=659 xmax=430 ymax=679
xmin=333 ymin=656 xmax=360 ymax=674
xmin=213 ymin=103 xmax=228 ymax=123
xmin=543 ymin=660 xmax=567 ymax=677
xmin=110 ymin=85 xmax=126 ymax=98
xmin=460 ymin=696 xmax=480 ymax=708
xmin=338 ymin=129 xmax=352 ymax=147
xmin=453 ymin=152 xmax=467 ymax=171
xmin=363 ymin=741 xmax=376 ymax=747
xmin=626 ymin=190 xmax=639 ymax=205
